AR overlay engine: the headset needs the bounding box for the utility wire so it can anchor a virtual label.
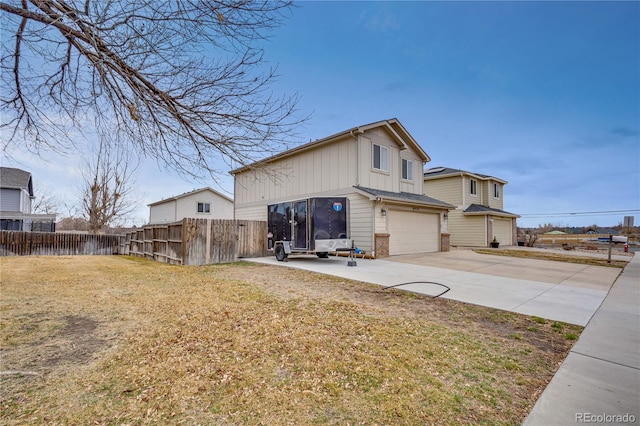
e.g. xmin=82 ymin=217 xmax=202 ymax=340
xmin=520 ymin=209 xmax=639 ymax=218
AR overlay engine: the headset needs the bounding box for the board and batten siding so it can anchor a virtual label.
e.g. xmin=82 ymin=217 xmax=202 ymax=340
xmin=357 ymin=130 xmax=424 ymax=196
xmin=488 ymin=181 xmax=504 ymax=211
xmin=423 ymin=176 xmax=463 ymax=206
xmin=234 ymin=136 xmax=356 ymax=206
xmin=463 ymin=176 xmax=484 ymax=208
xmin=448 ymin=210 xmax=486 ymax=247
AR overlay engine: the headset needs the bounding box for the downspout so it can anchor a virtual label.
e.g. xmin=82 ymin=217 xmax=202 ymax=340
xmin=350 ymin=128 xmax=364 ymax=187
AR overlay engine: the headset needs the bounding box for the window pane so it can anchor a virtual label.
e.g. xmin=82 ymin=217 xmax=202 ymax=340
xmin=373 ymin=144 xmax=389 ymax=171
xmin=402 ymin=159 xmax=413 ymax=180
xmin=381 ymin=146 xmax=388 ymax=170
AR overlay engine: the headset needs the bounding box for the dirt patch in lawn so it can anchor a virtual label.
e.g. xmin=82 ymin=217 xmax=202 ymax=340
xmin=1 ymin=256 xmax=581 ymax=425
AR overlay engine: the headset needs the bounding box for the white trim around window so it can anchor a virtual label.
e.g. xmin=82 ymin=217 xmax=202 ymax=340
xmin=197 ymin=202 xmax=211 ymax=213
xmin=493 ymin=183 xmax=500 ymax=198
xmin=401 ymin=158 xmax=413 ymax=181
xmin=470 ymin=179 xmax=477 ymax=196
xmin=372 ymin=144 xmax=389 ymax=172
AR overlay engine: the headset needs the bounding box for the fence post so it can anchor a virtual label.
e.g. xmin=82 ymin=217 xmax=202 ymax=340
xmin=206 ymin=219 xmax=212 ymax=264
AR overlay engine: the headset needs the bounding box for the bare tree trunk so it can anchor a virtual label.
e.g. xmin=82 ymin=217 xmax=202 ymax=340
xmin=81 ymin=139 xmax=138 ymax=233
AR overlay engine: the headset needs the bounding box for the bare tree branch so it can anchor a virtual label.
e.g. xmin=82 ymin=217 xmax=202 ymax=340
xmin=80 ymin=137 xmax=138 ymax=233
xmin=1 ymin=0 xmax=304 ymax=183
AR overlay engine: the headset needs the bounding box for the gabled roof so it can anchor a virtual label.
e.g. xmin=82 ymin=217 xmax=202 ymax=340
xmin=354 ymin=186 xmax=454 ymax=210
xmin=0 ymin=167 xmax=33 ymax=196
xmin=424 ymin=166 xmax=507 ymax=184
xmin=463 ymin=204 xmax=520 ymax=218
xmin=148 ymin=187 xmax=233 ymax=207
xmin=230 ymin=118 xmax=430 ymax=174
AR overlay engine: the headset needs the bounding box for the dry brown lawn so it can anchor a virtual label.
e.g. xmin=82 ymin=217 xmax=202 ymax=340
xmin=473 ymin=248 xmax=629 ymax=268
xmin=1 ymin=255 xmax=582 ymax=425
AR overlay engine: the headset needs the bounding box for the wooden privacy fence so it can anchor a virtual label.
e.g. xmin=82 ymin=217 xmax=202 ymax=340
xmin=0 ymin=231 xmax=120 ymax=256
xmin=119 ymin=218 xmax=269 ymax=265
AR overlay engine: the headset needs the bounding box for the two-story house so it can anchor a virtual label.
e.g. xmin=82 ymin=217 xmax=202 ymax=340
xmin=147 ymin=187 xmax=234 ymax=224
xmin=231 ymin=119 xmax=453 ymax=257
xmin=423 ymin=167 xmax=519 ymax=247
xmin=0 ymin=167 xmax=56 ymax=232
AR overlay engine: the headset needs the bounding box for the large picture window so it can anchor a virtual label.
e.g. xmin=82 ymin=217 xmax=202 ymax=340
xmin=401 ymin=159 xmax=413 ymax=181
xmin=373 ymin=144 xmax=389 ymax=172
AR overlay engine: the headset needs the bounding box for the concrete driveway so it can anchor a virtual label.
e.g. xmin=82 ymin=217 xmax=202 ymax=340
xmin=248 ymin=249 xmax=623 ymax=326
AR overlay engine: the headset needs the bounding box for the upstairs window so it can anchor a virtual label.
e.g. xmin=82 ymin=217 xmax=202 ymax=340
xmin=373 ymin=144 xmax=389 ymax=172
xmin=470 ymin=179 xmax=477 ymax=195
xmin=493 ymin=183 xmax=500 ymax=198
xmin=401 ymin=159 xmax=413 ymax=181
xmin=197 ymin=202 xmax=211 ymax=213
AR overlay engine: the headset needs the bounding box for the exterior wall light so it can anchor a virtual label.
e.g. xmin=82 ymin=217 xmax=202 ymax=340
xmin=381 ymin=208 xmax=387 ymax=217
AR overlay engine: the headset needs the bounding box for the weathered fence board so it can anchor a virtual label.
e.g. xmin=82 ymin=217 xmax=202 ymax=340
xmin=120 ymin=219 xmax=269 ymax=265
xmin=0 ymin=231 xmax=120 ymax=256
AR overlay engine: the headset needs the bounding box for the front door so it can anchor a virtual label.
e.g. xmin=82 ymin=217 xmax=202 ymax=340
xmin=293 ymin=200 xmax=308 ymax=249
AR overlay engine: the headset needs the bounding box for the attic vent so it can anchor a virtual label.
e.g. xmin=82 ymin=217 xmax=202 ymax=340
xmin=425 ymin=167 xmax=446 ymax=174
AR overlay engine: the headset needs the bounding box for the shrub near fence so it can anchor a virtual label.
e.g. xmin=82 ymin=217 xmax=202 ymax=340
xmin=0 ymin=231 xmax=120 ymax=256
xmin=120 ymin=218 xmax=269 ymax=265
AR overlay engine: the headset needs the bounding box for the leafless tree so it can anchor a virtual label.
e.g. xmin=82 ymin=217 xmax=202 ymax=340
xmin=81 ymin=139 xmax=138 ymax=233
xmin=1 ymin=0 xmax=303 ymax=183
xmin=32 ymin=188 xmax=59 ymax=215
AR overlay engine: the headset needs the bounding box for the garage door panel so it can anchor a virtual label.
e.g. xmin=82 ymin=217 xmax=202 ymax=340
xmin=389 ymin=210 xmax=439 ymax=255
xmin=493 ymin=219 xmax=512 ymax=246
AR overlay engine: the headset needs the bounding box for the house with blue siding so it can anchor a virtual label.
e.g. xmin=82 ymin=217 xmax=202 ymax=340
xmin=0 ymin=167 xmax=56 ymax=231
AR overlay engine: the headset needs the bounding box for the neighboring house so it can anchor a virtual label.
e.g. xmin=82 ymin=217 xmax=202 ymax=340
xmin=231 ymin=118 xmax=454 ymax=257
xmin=423 ymin=167 xmax=519 ymax=247
xmin=0 ymin=167 xmax=56 ymax=232
xmin=148 ymin=187 xmax=234 ymax=224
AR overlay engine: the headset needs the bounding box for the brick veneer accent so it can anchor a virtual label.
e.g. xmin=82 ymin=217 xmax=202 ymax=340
xmin=440 ymin=233 xmax=450 ymax=252
xmin=375 ymin=233 xmax=390 ymax=258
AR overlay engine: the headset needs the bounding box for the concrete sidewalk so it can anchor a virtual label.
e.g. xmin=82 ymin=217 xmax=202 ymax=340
xmin=248 ymin=250 xmax=637 ymax=423
xmin=248 ymin=252 xmax=620 ymax=326
xmin=524 ymin=254 xmax=640 ymax=425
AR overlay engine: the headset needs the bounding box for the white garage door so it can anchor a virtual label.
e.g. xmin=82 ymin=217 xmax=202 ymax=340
xmin=493 ymin=218 xmax=513 ymax=246
xmin=389 ymin=210 xmax=440 ymax=255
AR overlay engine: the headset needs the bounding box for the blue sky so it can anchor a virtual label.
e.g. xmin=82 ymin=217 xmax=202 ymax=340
xmin=3 ymin=1 xmax=639 ymax=228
